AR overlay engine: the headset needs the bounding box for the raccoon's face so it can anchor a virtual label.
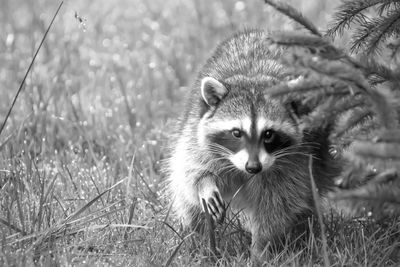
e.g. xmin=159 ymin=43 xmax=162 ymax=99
xmin=198 ymin=76 xmax=300 ymax=174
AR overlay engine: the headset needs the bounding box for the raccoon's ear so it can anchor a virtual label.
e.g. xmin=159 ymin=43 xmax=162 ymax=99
xmin=200 ymin=77 xmax=228 ymax=106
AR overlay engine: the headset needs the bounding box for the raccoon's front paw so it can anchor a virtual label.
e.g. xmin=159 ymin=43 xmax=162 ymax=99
xmin=200 ymin=190 xmax=226 ymax=224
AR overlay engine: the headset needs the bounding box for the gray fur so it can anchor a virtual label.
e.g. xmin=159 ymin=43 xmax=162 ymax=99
xmin=164 ymin=29 xmax=341 ymax=258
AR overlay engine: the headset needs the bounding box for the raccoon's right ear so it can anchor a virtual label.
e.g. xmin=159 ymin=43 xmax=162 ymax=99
xmin=200 ymin=77 xmax=229 ymax=106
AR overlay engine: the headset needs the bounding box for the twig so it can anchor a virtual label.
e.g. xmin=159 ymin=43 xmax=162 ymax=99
xmin=0 ymin=1 xmax=64 ymax=137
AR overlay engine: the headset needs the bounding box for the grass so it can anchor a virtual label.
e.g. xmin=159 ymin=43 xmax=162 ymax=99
xmin=0 ymin=0 xmax=399 ymax=266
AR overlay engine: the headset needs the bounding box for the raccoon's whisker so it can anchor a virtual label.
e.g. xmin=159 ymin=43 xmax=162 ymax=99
xmin=273 ymin=149 xmax=307 ymax=157
xmin=208 ymin=143 xmax=233 ymax=155
xmin=207 ymin=149 xmax=231 ymax=158
xmin=282 ymin=142 xmax=320 ymax=151
xmin=274 ymin=149 xmax=310 ymax=156
xmin=295 ymin=141 xmax=320 ymax=146
xmin=275 ymin=152 xmax=321 ymax=161
xmin=218 ymin=164 xmax=239 ymax=175
xmin=274 ymin=158 xmax=303 ymax=169
xmin=207 ymin=150 xmax=231 ymax=158
xmin=291 ymin=141 xmax=320 ymax=148
xmin=273 ymin=143 xmax=322 ymax=157
xmin=205 ymin=157 xmax=228 ymax=166
xmin=274 ymin=152 xmax=315 ymax=158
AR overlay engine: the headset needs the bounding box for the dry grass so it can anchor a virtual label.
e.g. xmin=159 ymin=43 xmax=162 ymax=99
xmin=0 ymin=0 xmax=399 ymax=266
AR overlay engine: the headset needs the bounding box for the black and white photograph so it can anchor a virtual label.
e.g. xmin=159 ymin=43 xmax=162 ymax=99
xmin=1 ymin=0 xmax=400 ymax=266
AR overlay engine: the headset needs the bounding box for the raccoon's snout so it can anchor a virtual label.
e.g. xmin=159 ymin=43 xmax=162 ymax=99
xmin=245 ymin=160 xmax=262 ymax=174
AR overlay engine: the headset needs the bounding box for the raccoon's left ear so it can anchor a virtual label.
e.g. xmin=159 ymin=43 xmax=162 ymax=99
xmin=200 ymin=77 xmax=229 ymax=106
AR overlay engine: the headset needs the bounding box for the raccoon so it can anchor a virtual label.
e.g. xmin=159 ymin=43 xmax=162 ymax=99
xmin=165 ymin=29 xmax=340 ymax=258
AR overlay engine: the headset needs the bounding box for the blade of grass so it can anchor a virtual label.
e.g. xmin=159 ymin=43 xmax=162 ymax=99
xmin=163 ymin=232 xmax=194 ymax=267
xmin=64 ymin=178 xmax=126 ymax=224
xmin=67 ymin=201 xmax=124 ymax=226
xmin=308 ymin=155 xmax=330 ymax=267
xmin=164 ymin=238 xmax=185 ymax=267
xmin=25 ymin=178 xmax=127 ymax=252
xmin=0 ymin=217 xmax=26 ymax=235
xmin=123 ymin=201 xmax=136 ymax=241
xmin=0 ymin=1 xmax=64 ymax=137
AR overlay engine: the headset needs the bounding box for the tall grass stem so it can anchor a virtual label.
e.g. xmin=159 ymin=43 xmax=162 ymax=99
xmin=0 ymin=1 xmax=64 ymax=137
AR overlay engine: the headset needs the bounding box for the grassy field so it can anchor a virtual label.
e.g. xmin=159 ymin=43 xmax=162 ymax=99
xmin=1 ymin=0 xmax=399 ymax=266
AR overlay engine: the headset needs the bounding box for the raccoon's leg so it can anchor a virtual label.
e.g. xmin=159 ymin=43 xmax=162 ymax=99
xmin=250 ymin=226 xmax=268 ymax=259
xmin=197 ymin=175 xmax=226 ymax=224
xmin=249 ymin=219 xmax=287 ymax=263
xmin=249 ymin=223 xmax=271 ymax=266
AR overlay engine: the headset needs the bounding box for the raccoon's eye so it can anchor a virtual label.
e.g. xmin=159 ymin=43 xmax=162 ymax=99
xmin=264 ymin=130 xmax=275 ymax=143
xmin=231 ymin=129 xmax=242 ymax=138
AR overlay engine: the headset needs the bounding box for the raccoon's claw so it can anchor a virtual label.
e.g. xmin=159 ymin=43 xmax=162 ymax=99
xmin=202 ymin=191 xmax=226 ymax=224
xmin=207 ymin=191 xmax=226 ymax=224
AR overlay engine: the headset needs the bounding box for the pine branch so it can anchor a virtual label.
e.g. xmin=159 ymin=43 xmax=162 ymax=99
xmin=287 ymin=55 xmax=397 ymax=128
xmin=267 ymin=77 xmax=340 ymax=97
xmin=267 ymin=35 xmax=397 ymax=129
xmin=332 ymin=182 xmax=400 ymax=213
xmin=366 ymin=10 xmax=400 ymax=55
xmin=353 ymin=140 xmax=400 ymax=159
xmin=335 ymin=109 xmax=374 ymax=139
xmin=333 ymin=183 xmax=400 ymax=205
xmin=264 ymin=0 xmax=400 ymax=219
xmin=270 ymin=31 xmax=344 ymax=60
xmin=373 ymin=129 xmax=400 ymax=142
xmin=331 ymin=167 xmax=400 ymax=217
xmin=387 ymin=38 xmax=400 ymax=57
xmin=359 ymin=57 xmax=400 ymax=85
xmin=377 ymin=0 xmax=400 ymax=16
xmin=264 ymin=0 xmax=322 ymax=36
xmin=326 ymin=0 xmax=383 ymax=38
xmin=351 ymin=10 xmax=400 ymax=54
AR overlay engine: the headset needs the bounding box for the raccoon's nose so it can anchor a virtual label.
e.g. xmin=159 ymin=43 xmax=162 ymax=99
xmin=245 ymin=161 xmax=262 ymax=174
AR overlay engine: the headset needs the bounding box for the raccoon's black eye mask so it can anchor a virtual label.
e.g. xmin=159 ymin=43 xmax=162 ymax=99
xmin=263 ymin=129 xmax=293 ymax=153
xmin=207 ymin=128 xmax=294 ymax=155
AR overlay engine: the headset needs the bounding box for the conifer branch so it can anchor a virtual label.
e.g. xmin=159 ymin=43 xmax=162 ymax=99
xmin=326 ymin=0 xmax=382 ymax=38
xmin=264 ymin=0 xmax=322 ymax=36
xmin=327 ymin=0 xmax=400 ymax=56
xmin=263 ymin=0 xmax=400 ymax=218
xmin=334 ymin=109 xmax=373 ymax=139
xmin=351 ymin=11 xmax=400 ymax=54
xmin=377 ymin=0 xmax=400 ymax=16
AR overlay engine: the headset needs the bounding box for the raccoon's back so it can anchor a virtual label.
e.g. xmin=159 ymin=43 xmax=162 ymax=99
xmin=199 ymin=29 xmax=284 ymax=83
